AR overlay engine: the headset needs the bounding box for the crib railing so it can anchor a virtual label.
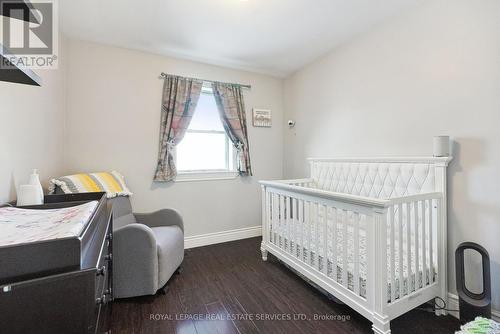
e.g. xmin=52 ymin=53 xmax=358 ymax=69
xmin=260 ymin=180 xmax=444 ymax=316
xmin=384 ymin=193 xmax=442 ymax=303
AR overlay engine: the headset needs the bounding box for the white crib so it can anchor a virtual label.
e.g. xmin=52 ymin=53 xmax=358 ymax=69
xmin=259 ymin=157 xmax=452 ymax=334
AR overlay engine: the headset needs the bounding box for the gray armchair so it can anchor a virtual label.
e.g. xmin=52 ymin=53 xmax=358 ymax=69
xmin=110 ymin=196 xmax=184 ymax=298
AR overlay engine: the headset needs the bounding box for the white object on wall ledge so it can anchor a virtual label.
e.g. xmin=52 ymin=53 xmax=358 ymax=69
xmin=17 ymin=185 xmax=43 ymax=206
xmin=253 ymin=108 xmax=271 ymax=127
xmin=433 ymin=136 xmax=450 ymax=157
xmin=17 ymin=169 xmax=44 ymax=206
xmin=29 ymin=169 xmax=44 ymax=202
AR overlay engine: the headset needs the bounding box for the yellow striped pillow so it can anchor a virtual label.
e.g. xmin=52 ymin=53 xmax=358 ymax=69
xmin=49 ymin=171 xmax=132 ymax=198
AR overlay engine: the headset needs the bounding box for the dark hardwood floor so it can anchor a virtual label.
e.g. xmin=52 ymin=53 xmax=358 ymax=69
xmin=109 ymin=237 xmax=460 ymax=334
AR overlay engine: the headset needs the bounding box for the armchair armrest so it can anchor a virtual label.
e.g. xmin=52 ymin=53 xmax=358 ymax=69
xmin=113 ymin=223 xmax=159 ymax=298
xmin=134 ymin=208 xmax=184 ymax=232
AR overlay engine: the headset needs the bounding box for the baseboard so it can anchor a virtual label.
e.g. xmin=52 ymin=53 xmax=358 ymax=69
xmin=184 ymin=225 xmax=262 ymax=249
xmin=447 ymin=292 xmax=500 ymax=322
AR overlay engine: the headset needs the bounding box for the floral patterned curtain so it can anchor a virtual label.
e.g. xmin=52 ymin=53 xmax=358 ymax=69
xmin=212 ymin=82 xmax=252 ymax=176
xmin=154 ymin=75 xmax=203 ymax=182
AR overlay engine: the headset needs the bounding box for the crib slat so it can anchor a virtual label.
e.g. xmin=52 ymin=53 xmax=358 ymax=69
xmin=292 ymin=198 xmax=296 ymax=254
xmin=398 ymin=203 xmax=404 ymax=299
xmin=341 ymin=209 xmax=348 ymax=288
xmin=408 ymin=201 xmax=418 ymax=294
xmin=306 ymin=201 xmax=311 ymax=266
xmin=289 ymin=197 xmax=293 ymax=254
xmin=269 ymin=194 xmax=273 ymax=245
xmin=353 ymin=212 xmax=360 ymax=295
xmin=332 ymin=208 xmax=338 ymax=281
xmin=429 ymin=199 xmax=434 ymax=283
xmin=421 ymin=200 xmax=427 ymax=287
xmin=389 ymin=205 xmax=396 ymax=302
xmin=406 ymin=202 xmax=412 ymax=295
xmin=299 ymin=199 xmax=304 ymax=261
xmin=414 ymin=201 xmax=420 ymax=291
xmin=436 ymin=197 xmax=442 ymax=287
xmin=271 ymin=193 xmax=278 ymax=244
xmin=311 ymin=203 xmax=314 ymax=269
xmin=294 ymin=198 xmax=298 ymax=254
xmin=280 ymin=195 xmax=285 ymax=249
xmin=280 ymin=195 xmax=286 ymax=249
xmin=266 ymin=190 xmax=271 ymax=245
xmin=303 ymin=200 xmax=307 ymax=262
xmin=284 ymin=196 xmax=288 ymax=250
xmin=292 ymin=198 xmax=297 ymax=256
xmin=272 ymin=194 xmax=276 ymax=246
xmin=283 ymin=196 xmax=287 ymax=252
xmin=286 ymin=196 xmax=291 ymax=253
xmin=315 ymin=203 xmax=320 ymax=271
xmin=311 ymin=202 xmax=315 ymax=267
xmin=308 ymin=201 xmax=313 ymax=266
xmin=309 ymin=202 xmax=314 ymax=267
xmin=323 ymin=205 xmax=328 ymax=276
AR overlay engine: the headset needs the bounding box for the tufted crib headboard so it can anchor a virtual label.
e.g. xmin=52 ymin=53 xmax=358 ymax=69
xmin=309 ymin=157 xmax=452 ymax=199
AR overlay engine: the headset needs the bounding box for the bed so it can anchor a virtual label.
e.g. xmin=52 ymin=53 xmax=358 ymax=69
xmin=259 ymin=157 xmax=452 ymax=334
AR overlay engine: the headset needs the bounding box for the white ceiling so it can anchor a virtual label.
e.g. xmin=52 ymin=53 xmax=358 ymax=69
xmin=61 ymin=0 xmax=424 ymax=77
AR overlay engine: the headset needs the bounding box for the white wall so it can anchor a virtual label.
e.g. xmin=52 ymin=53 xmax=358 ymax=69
xmin=64 ymin=40 xmax=284 ymax=238
xmin=0 ymin=36 xmax=67 ymax=204
xmin=284 ymin=0 xmax=500 ymax=310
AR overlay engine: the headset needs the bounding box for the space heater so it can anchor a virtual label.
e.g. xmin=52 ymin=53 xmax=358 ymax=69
xmin=455 ymin=242 xmax=491 ymax=323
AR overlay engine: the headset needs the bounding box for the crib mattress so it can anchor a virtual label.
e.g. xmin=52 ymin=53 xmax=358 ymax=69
xmin=273 ymin=221 xmax=435 ymax=300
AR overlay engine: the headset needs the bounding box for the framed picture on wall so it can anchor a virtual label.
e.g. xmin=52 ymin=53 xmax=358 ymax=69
xmin=252 ymin=108 xmax=272 ymax=127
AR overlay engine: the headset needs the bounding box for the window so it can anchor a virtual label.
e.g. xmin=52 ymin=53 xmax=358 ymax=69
xmin=175 ymin=84 xmax=237 ymax=181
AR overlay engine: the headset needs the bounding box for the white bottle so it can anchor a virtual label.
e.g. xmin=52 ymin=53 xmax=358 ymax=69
xmin=28 ymin=169 xmax=44 ymax=203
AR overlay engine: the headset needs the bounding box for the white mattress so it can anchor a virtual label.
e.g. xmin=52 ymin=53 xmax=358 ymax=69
xmin=0 ymin=201 xmax=98 ymax=246
xmin=272 ymin=219 xmax=435 ymax=300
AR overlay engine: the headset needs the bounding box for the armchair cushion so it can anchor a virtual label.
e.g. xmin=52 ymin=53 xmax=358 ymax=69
xmin=151 ymin=226 xmax=184 ymax=287
xmin=113 ymin=223 xmax=159 ymax=298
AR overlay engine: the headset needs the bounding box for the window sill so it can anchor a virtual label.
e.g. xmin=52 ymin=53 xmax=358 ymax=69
xmin=175 ymin=171 xmax=238 ymax=182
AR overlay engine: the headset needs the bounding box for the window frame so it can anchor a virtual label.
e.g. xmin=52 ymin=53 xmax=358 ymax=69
xmin=174 ymin=84 xmax=238 ymax=182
